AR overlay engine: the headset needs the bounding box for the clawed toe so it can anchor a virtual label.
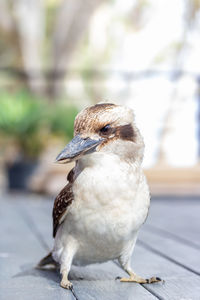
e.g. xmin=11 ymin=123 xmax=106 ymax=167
xmin=145 ymin=276 xmax=163 ymax=284
xmin=60 ymin=279 xmax=73 ymax=290
xmin=115 ymin=276 xmax=122 ymax=280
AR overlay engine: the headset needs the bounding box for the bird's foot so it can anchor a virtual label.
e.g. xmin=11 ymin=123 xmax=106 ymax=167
xmin=60 ymin=278 xmax=73 ymax=289
xmin=117 ymin=274 xmax=162 ymax=284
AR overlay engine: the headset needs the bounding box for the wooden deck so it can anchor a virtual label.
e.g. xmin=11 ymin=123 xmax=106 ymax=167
xmin=0 ymin=193 xmax=200 ymax=300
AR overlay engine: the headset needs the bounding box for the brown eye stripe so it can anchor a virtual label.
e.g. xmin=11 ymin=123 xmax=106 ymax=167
xmin=117 ymin=124 xmax=135 ymax=142
xmin=99 ymin=123 xmax=135 ymax=143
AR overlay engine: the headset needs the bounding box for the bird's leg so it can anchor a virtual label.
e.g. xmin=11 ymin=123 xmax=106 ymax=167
xmin=59 ymin=241 xmax=77 ymax=289
xmin=120 ymin=262 xmax=162 ymax=283
xmin=118 ymin=241 xmax=162 ymax=284
xmin=119 ymin=268 xmax=162 ymax=284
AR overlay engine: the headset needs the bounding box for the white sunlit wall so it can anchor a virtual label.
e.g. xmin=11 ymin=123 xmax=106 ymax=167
xmin=124 ymin=76 xmax=198 ymax=168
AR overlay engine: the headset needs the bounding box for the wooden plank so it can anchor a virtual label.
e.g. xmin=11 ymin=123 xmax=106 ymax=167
xmin=144 ymin=275 xmax=200 ymax=300
xmin=147 ymin=197 xmax=200 ymax=248
xmin=139 ymin=228 xmax=200 ymax=275
xmin=73 ymin=280 xmax=156 ymax=300
xmin=19 ymin=195 xmax=200 ymax=299
xmin=0 ymin=199 xmax=157 ymax=300
xmin=144 ymin=224 xmax=200 ymax=251
xmin=17 ymin=198 xmax=53 ymax=251
xmin=66 ymin=234 xmax=200 ymax=300
xmin=18 ymin=198 xmax=156 ymax=300
xmin=0 ymin=198 xmax=74 ymax=300
xmin=133 ymin=244 xmax=200 ymax=300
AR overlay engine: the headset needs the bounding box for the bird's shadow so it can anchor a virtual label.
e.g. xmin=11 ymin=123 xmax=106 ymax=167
xmin=13 ymin=260 xmax=122 ymax=284
xmin=12 ymin=263 xmax=96 ymax=284
xmin=13 ymin=263 xmax=60 ymax=284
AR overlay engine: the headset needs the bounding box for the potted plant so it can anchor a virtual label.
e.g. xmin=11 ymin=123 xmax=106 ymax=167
xmin=0 ymin=90 xmax=46 ymax=190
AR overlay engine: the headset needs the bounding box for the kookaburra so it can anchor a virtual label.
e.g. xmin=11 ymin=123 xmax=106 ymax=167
xmin=38 ymin=103 xmax=161 ymax=289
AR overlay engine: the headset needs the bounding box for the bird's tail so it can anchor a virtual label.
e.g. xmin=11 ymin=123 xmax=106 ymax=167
xmin=36 ymin=252 xmax=57 ymax=269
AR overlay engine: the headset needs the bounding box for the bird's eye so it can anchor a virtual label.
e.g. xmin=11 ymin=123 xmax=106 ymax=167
xmin=100 ymin=124 xmax=112 ymax=135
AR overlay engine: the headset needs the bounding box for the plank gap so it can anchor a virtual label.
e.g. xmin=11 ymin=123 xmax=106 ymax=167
xmin=17 ymin=204 xmax=50 ymax=252
xmin=141 ymin=284 xmax=165 ymax=300
xmin=138 ymin=239 xmax=200 ymax=276
xmin=144 ymin=224 xmax=200 ymax=250
xmin=16 ymin=203 xmax=81 ymax=300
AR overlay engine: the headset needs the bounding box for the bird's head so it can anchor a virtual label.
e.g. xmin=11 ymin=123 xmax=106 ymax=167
xmin=56 ymin=103 xmax=144 ymax=164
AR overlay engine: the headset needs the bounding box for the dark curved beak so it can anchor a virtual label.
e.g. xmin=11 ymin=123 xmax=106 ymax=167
xmin=56 ymin=134 xmax=104 ymax=164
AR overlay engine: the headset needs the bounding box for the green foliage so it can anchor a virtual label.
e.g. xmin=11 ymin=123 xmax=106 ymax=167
xmin=0 ymin=90 xmax=44 ymax=136
xmin=48 ymin=103 xmax=78 ymax=141
xmin=0 ymin=90 xmax=46 ymax=158
xmin=0 ymin=90 xmax=78 ymax=159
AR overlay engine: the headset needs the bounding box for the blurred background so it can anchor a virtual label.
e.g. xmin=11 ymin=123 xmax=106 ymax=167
xmin=0 ymin=0 xmax=199 ymax=196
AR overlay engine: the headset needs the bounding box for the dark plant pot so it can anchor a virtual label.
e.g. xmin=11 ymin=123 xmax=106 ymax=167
xmin=7 ymin=160 xmax=37 ymax=191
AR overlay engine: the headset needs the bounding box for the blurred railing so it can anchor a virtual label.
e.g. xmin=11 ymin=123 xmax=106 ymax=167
xmin=1 ymin=66 xmax=199 ymax=158
xmin=1 ymin=67 xmax=200 ymax=81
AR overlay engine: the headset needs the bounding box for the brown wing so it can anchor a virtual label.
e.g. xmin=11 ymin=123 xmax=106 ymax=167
xmin=52 ymin=169 xmax=74 ymax=238
xmin=67 ymin=168 xmax=74 ymax=183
